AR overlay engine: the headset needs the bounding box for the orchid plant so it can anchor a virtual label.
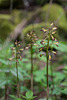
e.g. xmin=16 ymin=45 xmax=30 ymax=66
xmin=39 ymin=23 xmax=59 ymax=100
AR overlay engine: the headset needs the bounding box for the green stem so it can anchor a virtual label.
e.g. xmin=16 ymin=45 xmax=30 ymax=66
xmin=16 ymin=47 xmax=19 ymax=98
xmin=46 ymin=37 xmax=49 ymax=100
xmin=31 ymin=43 xmax=33 ymax=91
xmin=50 ymin=53 xmax=53 ymax=99
xmin=50 ymin=45 xmax=54 ymax=99
xmin=5 ymin=85 xmax=8 ymax=100
xmin=5 ymin=72 xmax=10 ymax=100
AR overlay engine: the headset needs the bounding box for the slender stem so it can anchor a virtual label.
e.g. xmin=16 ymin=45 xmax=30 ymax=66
xmin=5 ymin=85 xmax=8 ymax=100
xmin=50 ymin=53 xmax=53 ymax=99
xmin=31 ymin=42 xmax=33 ymax=91
xmin=16 ymin=47 xmax=19 ymax=98
xmin=50 ymin=44 xmax=54 ymax=99
xmin=50 ymin=52 xmax=54 ymax=84
xmin=46 ymin=37 xmax=49 ymax=100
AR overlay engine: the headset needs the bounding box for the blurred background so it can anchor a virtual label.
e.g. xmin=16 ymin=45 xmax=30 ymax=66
xmin=0 ymin=0 xmax=67 ymax=100
xmin=0 ymin=0 xmax=67 ymax=42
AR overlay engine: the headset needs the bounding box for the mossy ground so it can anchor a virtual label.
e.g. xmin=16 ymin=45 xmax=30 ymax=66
xmin=0 ymin=10 xmax=28 ymax=42
xmin=0 ymin=4 xmax=67 ymax=42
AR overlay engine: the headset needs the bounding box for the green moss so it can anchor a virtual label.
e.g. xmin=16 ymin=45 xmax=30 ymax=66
xmin=58 ymin=22 xmax=67 ymax=40
xmin=0 ymin=14 xmax=15 ymax=41
xmin=11 ymin=10 xmax=28 ymax=25
xmin=0 ymin=10 xmax=28 ymax=42
xmin=40 ymin=4 xmax=66 ymax=23
xmin=0 ymin=20 xmax=14 ymax=41
xmin=0 ymin=14 xmax=11 ymax=19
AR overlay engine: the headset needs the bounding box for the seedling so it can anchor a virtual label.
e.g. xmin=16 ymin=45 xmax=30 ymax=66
xmin=22 ymin=90 xmax=36 ymax=100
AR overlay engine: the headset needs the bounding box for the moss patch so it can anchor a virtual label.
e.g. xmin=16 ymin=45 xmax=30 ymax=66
xmin=0 ymin=10 xmax=28 ymax=42
xmin=40 ymin=4 xmax=66 ymax=23
xmin=0 ymin=19 xmax=14 ymax=41
xmin=11 ymin=10 xmax=28 ymax=25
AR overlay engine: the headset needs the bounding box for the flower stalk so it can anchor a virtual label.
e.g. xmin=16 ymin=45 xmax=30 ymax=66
xmin=9 ymin=40 xmax=24 ymax=97
xmin=26 ymin=31 xmax=38 ymax=91
xmin=16 ymin=46 xmax=19 ymax=98
xmin=39 ymin=23 xmax=58 ymax=100
xmin=30 ymin=42 xmax=33 ymax=91
xmin=46 ymin=36 xmax=49 ymax=100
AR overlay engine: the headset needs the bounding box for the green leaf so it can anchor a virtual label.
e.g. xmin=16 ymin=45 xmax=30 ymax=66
xmin=26 ymin=91 xmax=33 ymax=99
xmin=22 ymin=95 xmax=27 ymax=99
xmin=0 ymin=78 xmax=11 ymax=88
xmin=0 ymin=59 xmax=12 ymax=65
xmin=61 ymin=80 xmax=67 ymax=86
xmin=61 ymin=88 xmax=67 ymax=95
xmin=38 ymin=53 xmax=46 ymax=62
xmin=53 ymin=72 xmax=65 ymax=84
xmin=51 ymin=41 xmax=67 ymax=52
xmin=22 ymin=91 xmax=36 ymax=100
xmin=10 ymin=68 xmax=23 ymax=80
xmin=52 ymin=87 xmax=61 ymax=95
xmin=9 ymin=95 xmax=22 ymax=100
xmin=22 ymin=58 xmax=29 ymax=62
xmin=34 ymin=69 xmax=45 ymax=82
